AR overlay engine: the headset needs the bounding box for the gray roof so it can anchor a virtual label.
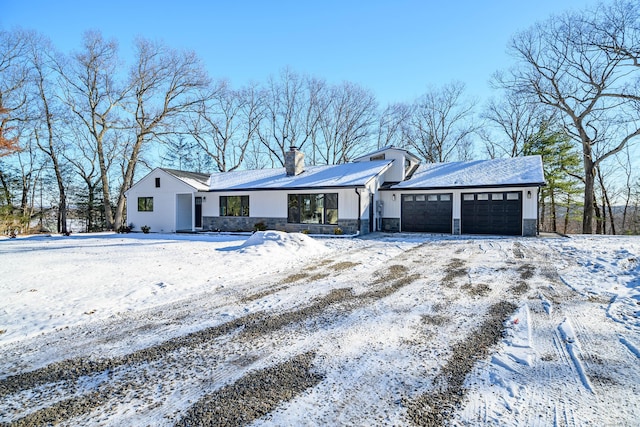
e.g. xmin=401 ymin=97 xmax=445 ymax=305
xmin=208 ymin=160 xmax=393 ymax=191
xmin=390 ymin=155 xmax=545 ymax=189
xmin=161 ymin=168 xmax=210 ymax=191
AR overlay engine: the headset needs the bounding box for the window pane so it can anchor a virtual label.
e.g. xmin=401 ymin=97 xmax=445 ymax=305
xmin=138 ymin=197 xmax=153 ymax=212
xmin=403 ymin=195 xmax=413 ymax=202
xmin=288 ymin=195 xmax=300 ymax=223
xmin=326 ymin=209 xmax=338 ymax=224
xmin=477 ymin=193 xmax=489 ymax=201
xmin=507 ymin=192 xmax=520 ymax=200
xmin=220 ymin=196 xmax=249 ymax=216
xmin=289 ymin=193 xmax=338 ymax=225
xmin=492 ymin=193 xmax=503 ymax=200
xmin=463 ymin=194 xmax=474 ymax=201
xmin=440 ymin=194 xmax=451 ymax=201
xmin=241 ymin=196 xmax=249 ymax=216
xmin=427 ymin=195 xmax=438 ymax=202
xmin=325 ymin=193 xmax=338 ymax=209
xmin=302 ymin=194 xmax=323 ymax=224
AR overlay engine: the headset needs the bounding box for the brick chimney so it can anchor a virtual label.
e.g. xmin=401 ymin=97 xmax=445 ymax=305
xmin=285 ymin=146 xmax=305 ymax=176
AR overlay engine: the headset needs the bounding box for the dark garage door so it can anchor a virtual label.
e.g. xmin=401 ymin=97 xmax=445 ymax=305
xmin=402 ymin=193 xmax=452 ymax=233
xmin=461 ymin=191 xmax=522 ymax=235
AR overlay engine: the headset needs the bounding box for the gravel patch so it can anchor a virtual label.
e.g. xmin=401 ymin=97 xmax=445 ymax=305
xmin=175 ymin=352 xmax=323 ymax=427
xmin=406 ymin=301 xmax=518 ymax=426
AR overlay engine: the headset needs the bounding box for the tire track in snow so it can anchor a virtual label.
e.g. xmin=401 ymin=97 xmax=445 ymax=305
xmin=558 ymin=318 xmax=595 ymax=394
xmin=1 ymin=242 xmax=427 ymax=425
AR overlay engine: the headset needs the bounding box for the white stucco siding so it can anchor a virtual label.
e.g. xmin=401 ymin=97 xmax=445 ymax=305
xmin=125 ymin=169 xmax=197 ymax=233
xmin=250 ymin=192 xmax=287 ymax=217
xmin=204 ymin=189 xmax=363 ymax=220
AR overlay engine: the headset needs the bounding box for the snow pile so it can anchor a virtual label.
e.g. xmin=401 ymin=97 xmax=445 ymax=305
xmin=237 ymin=230 xmax=329 ymax=256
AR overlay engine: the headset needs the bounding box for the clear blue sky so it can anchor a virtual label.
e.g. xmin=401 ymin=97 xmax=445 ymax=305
xmin=2 ymin=0 xmax=597 ymax=106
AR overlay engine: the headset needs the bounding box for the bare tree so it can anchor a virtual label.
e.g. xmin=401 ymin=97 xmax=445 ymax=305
xmin=376 ymin=102 xmax=412 ymax=149
xmin=113 ymin=38 xmax=211 ymax=229
xmin=186 ymin=80 xmax=263 ymax=172
xmin=0 ymin=29 xmax=30 ymax=158
xmin=406 ymin=81 xmax=478 ymax=163
xmin=317 ymin=82 xmax=378 ymax=164
xmin=58 ymin=30 xmax=128 ymax=230
xmin=503 ymin=0 xmax=640 ymax=233
xmin=21 ymin=31 xmax=73 ymax=234
xmin=257 ymin=68 xmax=322 ymax=166
xmin=482 ymin=89 xmax=550 ymax=157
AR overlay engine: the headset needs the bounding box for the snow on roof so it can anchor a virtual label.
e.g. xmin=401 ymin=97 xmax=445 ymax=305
xmin=391 ymin=155 xmax=545 ymax=189
xmin=162 ymin=169 xmax=210 ymax=191
xmin=353 ymin=145 xmax=421 ymax=162
xmin=208 ymin=160 xmax=392 ymax=190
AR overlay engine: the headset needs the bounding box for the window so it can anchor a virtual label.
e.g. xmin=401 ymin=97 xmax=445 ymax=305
xmin=440 ymin=194 xmax=451 ymax=201
xmin=138 ymin=197 xmax=153 ymax=212
xmin=507 ymin=192 xmax=520 ymax=200
xmin=370 ymin=154 xmax=385 ymax=161
xmin=463 ymin=194 xmax=475 ymax=201
xmin=220 ymin=196 xmax=249 ymax=216
xmin=492 ymin=193 xmax=503 ymax=200
xmin=288 ymin=193 xmax=338 ymax=225
xmin=155 ymin=177 xmax=161 ymax=188
xmin=477 ymin=193 xmax=489 ymax=201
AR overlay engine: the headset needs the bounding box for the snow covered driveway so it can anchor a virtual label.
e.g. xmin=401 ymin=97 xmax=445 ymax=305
xmin=1 ymin=232 xmax=639 ymax=425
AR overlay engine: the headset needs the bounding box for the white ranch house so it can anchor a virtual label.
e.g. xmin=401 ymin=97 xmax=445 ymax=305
xmin=125 ymin=147 xmax=545 ymax=236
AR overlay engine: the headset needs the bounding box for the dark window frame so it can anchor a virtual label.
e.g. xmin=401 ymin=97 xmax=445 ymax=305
xmin=137 ymin=197 xmax=153 ymax=212
xmin=220 ymin=195 xmax=249 ymax=216
xmin=155 ymin=177 xmax=161 ymax=188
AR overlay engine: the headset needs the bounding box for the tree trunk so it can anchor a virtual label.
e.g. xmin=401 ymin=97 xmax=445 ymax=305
xmin=113 ymin=133 xmax=144 ymax=230
xmin=550 ymin=188 xmax=557 ymax=233
xmin=0 ymin=171 xmax=9 ymax=205
xmin=594 ymin=196 xmax=602 ymax=235
xmin=98 ymin=143 xmax=115 ymax=230
xmin=563 ymin=195 xmax=571 ymax=234
xmin=582 ymin=153 xmax=596 ymax=234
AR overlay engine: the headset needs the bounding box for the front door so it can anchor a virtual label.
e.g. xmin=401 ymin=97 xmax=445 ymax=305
xmin=195 ymin=197 xmax=203 ymax=228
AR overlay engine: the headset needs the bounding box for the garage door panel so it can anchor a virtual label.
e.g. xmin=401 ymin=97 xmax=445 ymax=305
xmin=462 ymin=192 xmax=522 ymax=235
xmin=401 ymin=193 xmax=452 ymax=233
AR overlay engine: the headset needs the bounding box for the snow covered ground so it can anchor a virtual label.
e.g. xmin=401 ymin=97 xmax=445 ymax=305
xmin=1 ymin=231 xmax=639 ymax=425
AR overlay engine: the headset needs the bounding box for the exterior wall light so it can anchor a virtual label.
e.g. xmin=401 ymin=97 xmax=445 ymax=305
xmin=527 ymin=190 xmax=532 ymax=199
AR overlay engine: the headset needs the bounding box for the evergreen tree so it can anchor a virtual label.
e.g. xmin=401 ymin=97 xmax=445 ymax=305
xmin=524 ymin=123 xmax=582 ymax=233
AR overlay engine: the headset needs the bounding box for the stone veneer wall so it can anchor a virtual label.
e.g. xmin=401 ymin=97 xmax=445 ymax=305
xmin=453 ymin=218 xmax=461 ymax=235
xmin=522 ymin=218 xmax=537 ymax=237
xmin=202 ymin=216 xmax=363 ymax=235
xmin=381 ymin=218 xmax=400 ymax=232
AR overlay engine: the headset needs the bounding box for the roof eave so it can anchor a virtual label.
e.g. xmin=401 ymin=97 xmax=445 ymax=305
xmin=383 ymin=182 xmax=547 ymax=191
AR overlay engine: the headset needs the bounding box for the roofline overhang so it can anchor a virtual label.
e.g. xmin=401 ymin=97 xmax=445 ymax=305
xmin=206 ymin=184 xmax=368 ymax=192
xmin=381 ymin=182 xmax=547 ymax=191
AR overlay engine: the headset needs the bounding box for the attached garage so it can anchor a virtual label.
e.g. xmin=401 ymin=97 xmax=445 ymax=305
xmin=401 ymin=193 xmax=452 ymax=233
xmin=461 ymin=191 xmax=522 ymax=235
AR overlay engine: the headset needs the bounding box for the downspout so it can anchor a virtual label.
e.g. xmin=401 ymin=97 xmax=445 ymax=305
xmin=536 ymin=186 xmax=540 ymax=236
xmin=354 ymin=187 xmax=362 ymax=234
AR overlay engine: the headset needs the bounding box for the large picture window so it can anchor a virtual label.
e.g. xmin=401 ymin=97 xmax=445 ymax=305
xmin=288 ymin=193 xmax=338 ymax=225
xmin=137 ymin=197 xmax=153 ymax=212
xmin=220 ymin=195 xmax=249 ymax=216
